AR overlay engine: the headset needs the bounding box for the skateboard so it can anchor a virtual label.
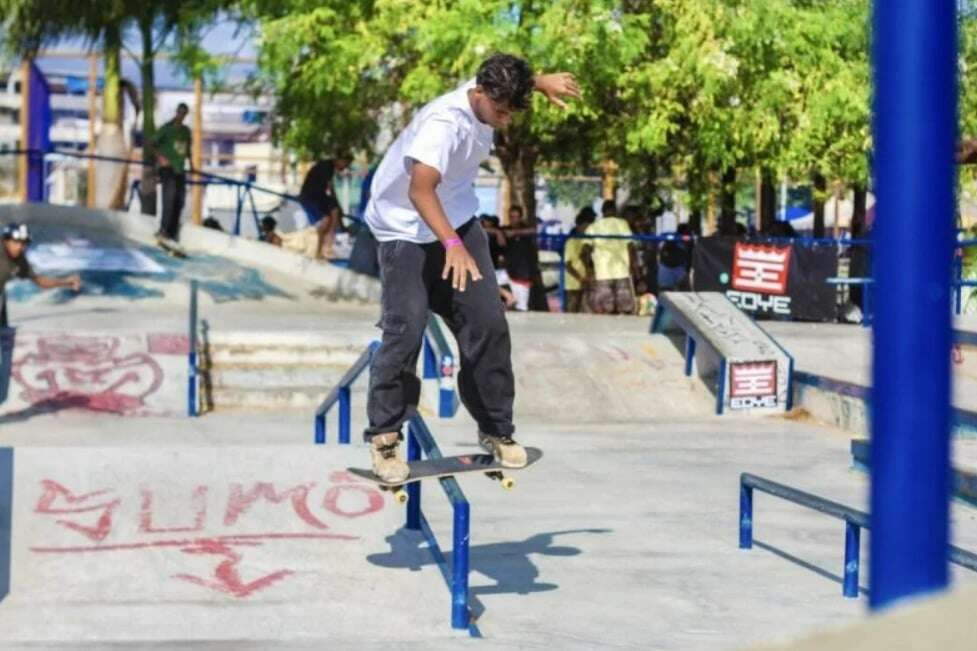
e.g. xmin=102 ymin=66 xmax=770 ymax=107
xmin=348 ymin=447 xmax=543 ymax=503
xmin=156 ymin=235 xmax=188 ymax=258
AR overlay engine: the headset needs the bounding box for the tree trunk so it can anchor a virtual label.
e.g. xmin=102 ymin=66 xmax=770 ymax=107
xmin=95 ymin=25 xmax=128 ymax=210
xmin=812 ymin=171 xmax=826 ymax=238
xmin=759 ymin=170 xmax=777 ymax=233
xmin=494 ymin=120 xmax=538 ymax=221
xmin=719 ymin=167 xmax=736 ymax=235
xmin=138 ymin=15 xmax=157 ymax=216
xmin=103 ymin=26 xmax=121 ymax=126
xmin=852 ymin=184 xmax=868 ymax=236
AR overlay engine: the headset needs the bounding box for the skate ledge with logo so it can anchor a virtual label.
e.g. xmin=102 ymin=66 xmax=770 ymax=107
xmin=651 ymin=292 xmax=794 ymax=415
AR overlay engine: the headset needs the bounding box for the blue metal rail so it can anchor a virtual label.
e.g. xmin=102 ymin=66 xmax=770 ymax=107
xmin=422 ymin=314 xmax=459 ymax=419
xmin=0 ymin=448 xmax=11 ymax=604
xmin=406 ymin=415 xmax=474 ymax=632
xmin=313 ymin=341 xmax=379 ymax=444
xmin=187 ymin=280 xmax=199 ymax=417
xmin=739 ymin=473 xmax=977 ymax=599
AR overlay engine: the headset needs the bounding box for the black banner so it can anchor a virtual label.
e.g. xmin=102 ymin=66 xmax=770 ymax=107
xmin=692 ymin=237 xmax=838 ymax=321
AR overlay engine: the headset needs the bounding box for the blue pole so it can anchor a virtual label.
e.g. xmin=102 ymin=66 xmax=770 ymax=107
xmin=739 ymin=483 xmax=753 ymax=550
xmin=0 ymin=448 xmax=11 ymax=603
xmin=314 ymin=413 xmax=325 ymax=445
xmin=407 ymin=425 xmax=421 ymax=531
xmin=715 ymin=358 xmax=727 ymax=416
xmin=684 ymin=336 xmax=696 ymax=377
xmin=422 ymin=336 xmax=437 ymax=379
xmin=558 ymin=236 xmax=567 ymax=312
xmin=187 ymin=280 xmax=198 ymax=418
xmin=843 ymin=522 xmax=861 ymax=599
xmin=451 ymin=500 xmax=470 ymax=629
xmin=339 ymin=386 xmax=351 ymax=444
xmin=870 ymin=0 xmax=955 ymax=610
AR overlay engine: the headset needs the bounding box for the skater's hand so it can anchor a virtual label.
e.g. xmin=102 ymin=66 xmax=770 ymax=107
xmin=534 ymin=73 xmax=582 ymax=110
xmin=64 ymin=275 xmax=82 ymax=292
xmin=443 ymin=244 xmax=483 ymax=292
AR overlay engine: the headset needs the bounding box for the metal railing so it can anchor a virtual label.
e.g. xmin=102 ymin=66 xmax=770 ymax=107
xmin=0 ymin=447 xmax=11 ymax=604
xmin=422 ymin=313 xmax=459 ymax=418
xmin=187 ymin=279 xmax=199 ymax=417
xmin=313 ymin=342 xmax=475 ymax=632
xmin=405 ymin=414 xmax=474 ymax=631
xmin=739 ymin=473 xmax=977 ymax=598
xmin=313 ymin=341 xmax=379 ymax=445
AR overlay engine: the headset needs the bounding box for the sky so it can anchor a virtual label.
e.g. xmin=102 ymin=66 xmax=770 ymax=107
xmin=29 ymin=15 xmax=258 ymax=91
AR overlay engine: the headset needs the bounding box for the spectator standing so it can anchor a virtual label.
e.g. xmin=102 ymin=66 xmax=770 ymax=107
xmin=503 ymin=205 xmax=540 ymax=311
xmin=582 ymin=200 xmax=636 ymax=314
xmin=152 ymin=103 xmax=193 ymax=243
xmin=563 ymin=206 xmax=595 ymax=312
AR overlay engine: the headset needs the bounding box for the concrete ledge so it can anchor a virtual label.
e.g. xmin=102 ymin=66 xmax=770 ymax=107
xmin=0 ymin=203 xmax=381 ymax=303
xmin=746 ymin=586 xmax=977 ymax=651
xmin=851 ymin=439 xmax=977 ymax=507
xmin=793 ymin=371 xmax=977 ymax=439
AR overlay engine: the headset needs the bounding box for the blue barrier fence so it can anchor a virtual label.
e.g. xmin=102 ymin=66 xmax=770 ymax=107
xmin=0 ymin=447 xmax=11 ymax=604
xmin=739 ymin=473 xmax=977 ymax=598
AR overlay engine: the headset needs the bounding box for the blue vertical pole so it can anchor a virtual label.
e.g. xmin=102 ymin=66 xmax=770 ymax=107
xmin=187 ymin=280 xmax=198 ymax=417
xmin=870 ymin=0 xmax=956 ymax=610
xmin=406 ymin=425 xmax=421 ymax=531
xmin=843 ymin=522 xmax=861 ymax=599
xmin=0 ymin=448 xmax=12 ymax=603
xmin=451 ymin=500 xmax=470 ymax=629
xmin=558 ymin=236 xmax=567 ymax=312
xmin=338 ymin=386 xmax=351 ymax=444
xmin=422 ymin=336 xmax=437 ymax=379
xmin=684 ymin=336 xmax=696 ymax=377
xmin=314 ymin=413 xmax=326 ymax=444
xmin=739 ymin=482 xmax=753 ymax=550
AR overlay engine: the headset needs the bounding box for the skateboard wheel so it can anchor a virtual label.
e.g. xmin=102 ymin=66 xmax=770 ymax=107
xmin=393 ymin=489 xmax=408 ymax=504
xmin=501 ymin=477 xmax=515 ymax=490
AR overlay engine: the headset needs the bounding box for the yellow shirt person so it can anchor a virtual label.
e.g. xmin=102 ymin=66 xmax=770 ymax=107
xmin=585 ymin=215 xmax=632 ymax=281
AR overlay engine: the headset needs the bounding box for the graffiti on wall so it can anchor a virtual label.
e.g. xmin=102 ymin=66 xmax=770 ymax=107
xmin=9 ymin=335 xmax=172 ymax=414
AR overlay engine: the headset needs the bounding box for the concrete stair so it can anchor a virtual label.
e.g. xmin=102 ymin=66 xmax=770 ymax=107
xmin=200 ymin=331 xmax=375 ymax=411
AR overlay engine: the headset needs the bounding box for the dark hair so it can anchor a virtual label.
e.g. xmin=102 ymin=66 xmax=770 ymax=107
xmin=601 ymin=199 xmax=617 ymax=216
xmin=260 ymin=216 xmax=277 ymax=233
xmin=476 ymin=54 xmax=535 ymax=111
xmin=622 ymin=205 xmax=642 ymax=222
xmin=176 ymin=102 xmax=189 ymax=112
xmin=575 ymin=206 xmax=596 ymax=227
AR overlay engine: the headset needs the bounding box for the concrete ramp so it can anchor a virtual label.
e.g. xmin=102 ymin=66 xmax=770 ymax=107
xmin=654 ymin=292 xmax=793 ymax=414
xmin=0 ymin=446 xmax=456 ymax=645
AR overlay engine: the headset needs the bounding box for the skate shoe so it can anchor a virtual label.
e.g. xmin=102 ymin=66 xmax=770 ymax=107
xmin=370 ymin=432 xmax=410 ymax=483
xmin=479 ymin=432 xmax=528 ymax=468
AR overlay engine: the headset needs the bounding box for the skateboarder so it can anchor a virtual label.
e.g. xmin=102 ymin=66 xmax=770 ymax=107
xmin=363 ymin=54 xmax=580 ymax=482
xmin=0 ymin=223 xmax=82 ymax=327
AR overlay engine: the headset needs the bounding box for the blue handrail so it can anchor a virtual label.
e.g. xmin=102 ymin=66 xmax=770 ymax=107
xmin=188 ymin=279 xmax=199 ymax=417
xmin=314 ymin=341 xmax=380 ymax=444
xmin=422 ymin=314 xmax=459 ymax=419
xmin=0 ymin=447 xmax=11 ymax=604
xmin=406 ymin=414 xmax=473 ymax=632
xmin=739 ymin=473 xmax=977 ymax=599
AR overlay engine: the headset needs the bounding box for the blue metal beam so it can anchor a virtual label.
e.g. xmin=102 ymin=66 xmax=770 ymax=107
xmin=870 ymin=0 xmax=956 ymax=609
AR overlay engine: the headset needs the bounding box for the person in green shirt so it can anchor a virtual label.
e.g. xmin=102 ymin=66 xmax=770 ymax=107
xmin=152 ymin=103 xmax=193 ymax=242
xmin=0 ymin=223 xmax=82 ymax=328
xmin=581 ymin=200 xmax=637 ymax=314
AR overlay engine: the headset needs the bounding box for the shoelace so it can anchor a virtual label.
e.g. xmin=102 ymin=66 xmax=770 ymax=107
xmin=376 ymin=443 xmax=399 ymax=459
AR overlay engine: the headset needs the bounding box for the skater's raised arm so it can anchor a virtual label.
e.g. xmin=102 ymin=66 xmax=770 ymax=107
xmin=408 ymin=162 xmax=483 ymax=292
xmin=533 ymin=73 xmax=582 ymax=109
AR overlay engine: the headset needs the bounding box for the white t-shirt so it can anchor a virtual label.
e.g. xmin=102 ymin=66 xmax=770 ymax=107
xmin=365 ymin=78 xmax=493 ymax=243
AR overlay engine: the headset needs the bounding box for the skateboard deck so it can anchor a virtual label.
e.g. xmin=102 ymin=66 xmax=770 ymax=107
xmin=348 ymin=447 xmax=542 ymax=501
xmin=156 ymin=236 xmax=188 ymax=258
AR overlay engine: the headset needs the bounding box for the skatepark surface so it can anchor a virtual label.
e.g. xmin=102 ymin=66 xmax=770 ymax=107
xmin=1 ymin=204 xmax=976 ymax=649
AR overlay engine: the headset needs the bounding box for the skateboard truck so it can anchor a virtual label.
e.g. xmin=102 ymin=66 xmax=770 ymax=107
xmin=486 ymin=471 xmax=515 ymax=490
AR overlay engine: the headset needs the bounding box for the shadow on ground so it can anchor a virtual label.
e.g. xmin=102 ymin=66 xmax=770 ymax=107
xmin=368 ymin=527 xmax=611 ymax=620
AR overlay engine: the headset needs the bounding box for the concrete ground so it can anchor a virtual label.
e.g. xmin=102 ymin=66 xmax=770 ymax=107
xmin=1 ymin=208 xmax=976 ymax=648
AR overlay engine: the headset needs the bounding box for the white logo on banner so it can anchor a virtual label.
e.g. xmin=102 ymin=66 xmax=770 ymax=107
xmin=730 ymin=362 xmax=777 ymax=398
xmin=732 ymin=244 xmax=791 ymax=294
